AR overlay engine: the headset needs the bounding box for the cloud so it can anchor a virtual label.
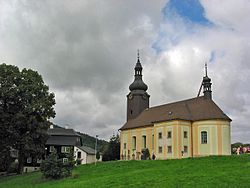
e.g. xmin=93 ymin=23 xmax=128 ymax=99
xmin=0 ymin=0 xmax=249 ymax=142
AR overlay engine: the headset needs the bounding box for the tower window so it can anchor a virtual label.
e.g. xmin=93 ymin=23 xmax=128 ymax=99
xmin=201 ymin=131 xmax=208 ymax=144
xmin=184 ymin=131 xmax=188 ymax=138
xmin=158 ymin=132 xmax=162 ymax=139
xmin=130 ymin=110 xmax=133 ymax=115
xmin=167 ymin=131 xmax=172 ymax=139
xmin=184 ymin=146 xmax=188 ymax=153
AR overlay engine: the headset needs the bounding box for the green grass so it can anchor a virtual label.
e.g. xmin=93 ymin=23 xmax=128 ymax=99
xmin=0 ymin=155 xmax=249 ymax=188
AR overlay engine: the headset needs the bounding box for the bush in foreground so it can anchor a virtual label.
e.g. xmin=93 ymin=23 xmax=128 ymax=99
xmin=40 ymin=153 xmax=74 ymax=179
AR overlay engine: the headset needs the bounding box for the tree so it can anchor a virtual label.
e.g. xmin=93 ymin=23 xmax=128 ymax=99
xmin=102 ymin=134 xmax=120 ymax=161
xmin=0 ymin=64 xmax=55 ymax=173
xmin=96 ymin=151 xmax=100 ymax=161
xmin=40 ymin=152 xmax=74 ymax=179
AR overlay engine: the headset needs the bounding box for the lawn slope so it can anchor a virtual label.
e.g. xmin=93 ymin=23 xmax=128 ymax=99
xmin=0 ymin=155 xmax=249 ymax=188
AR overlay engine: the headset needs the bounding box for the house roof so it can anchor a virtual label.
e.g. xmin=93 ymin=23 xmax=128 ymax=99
xmin=46 ymin=135 xmax=79 ymax=146
xmin=46 ymin=127 xmax=81 ymax=146
xmin=48 ymin=127 xmax=81 ymax=137
xmin=120 ymin=96 xmax=231 ymax=130
xmin=78 ymin=145 xmax=96 ymax=155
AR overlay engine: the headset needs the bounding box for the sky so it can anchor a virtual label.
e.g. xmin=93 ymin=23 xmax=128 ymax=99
xmin=0 ymin=0 xmax=249 ymax=143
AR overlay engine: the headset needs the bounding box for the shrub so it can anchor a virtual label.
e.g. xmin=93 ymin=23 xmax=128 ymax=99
xmin=40 ymin=153 xmax=74 ymax=179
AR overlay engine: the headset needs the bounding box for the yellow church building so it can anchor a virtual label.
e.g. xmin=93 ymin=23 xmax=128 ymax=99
xmin=120 ymin=55 xmax=231 ymax=160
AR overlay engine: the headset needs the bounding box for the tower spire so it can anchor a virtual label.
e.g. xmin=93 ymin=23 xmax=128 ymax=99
xmin=205 ymin=62 xmax=208 ymax=77
xmin=202 ymin=62 xmax=212 ymax=100
xmin=137 ymin=49 xmax=140 ymax=61
xmin=127 ymin=51 xmax=150 ymax=120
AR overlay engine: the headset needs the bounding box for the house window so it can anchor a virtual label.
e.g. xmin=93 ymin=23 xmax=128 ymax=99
xmin=158 ymin=132 xmax=162 ymax=139
xmin=167 ymin=146 xmax=172 ymax=153
xmin=77 ymin=152 xmax=81 ymax=159
xmin=27 ymin=157 xmax=32 ymax=163
xmin=167 ymin=131 xmax=172 ymax=139
xmin=184 ymin=131 xmax=188 ymax=138
xmin=201 ymin=131 xmax=208 ymax=144
xmin=62 ymin=158 xmax=68 ymax=163
xmin=158 ymin=146 xmax=162 ymax=153
xmin=142 ymin=135 xmax=146 ymax=149
xmin=49 ymin=146 xmax=55 ymax=152
xmin=37 ymin=158 xmax=42 ymax=164
xmin=132 ymin=136 xmax=136 ymax=150
xmin=184 ymin=146 xmax=188 ymax=153
xmin=124 ymin=143 xmax=127 ymax=149
xmin=61 ymin=146 xmax=70 ymax=153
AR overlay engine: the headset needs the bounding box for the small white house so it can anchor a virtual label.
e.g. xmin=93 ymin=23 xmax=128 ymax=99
xmin=74 ymin=146 xmax=97 ymax=164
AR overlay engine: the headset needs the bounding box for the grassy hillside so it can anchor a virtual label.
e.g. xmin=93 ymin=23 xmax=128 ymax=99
xmin=0 ymin=155 xmax=249 ymax=188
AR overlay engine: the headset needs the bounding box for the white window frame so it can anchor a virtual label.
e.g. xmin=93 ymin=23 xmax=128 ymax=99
xmin=62 ymin=158 xmax=68 ymax=163
xmin=61 ymin=146 xmax=70 ymax=153
xmin=201 ymin=131 xmax=208 ymax=144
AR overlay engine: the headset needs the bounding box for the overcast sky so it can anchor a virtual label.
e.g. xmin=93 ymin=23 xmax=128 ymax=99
xmin=0 ymin=0 xmax=249 ymax=143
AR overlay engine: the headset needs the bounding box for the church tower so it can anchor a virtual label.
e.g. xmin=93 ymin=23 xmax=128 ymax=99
xmin=127 ymin=51 xmax=150 ymax=121
xmin=203 ymin=63 xmax=212 ymax=100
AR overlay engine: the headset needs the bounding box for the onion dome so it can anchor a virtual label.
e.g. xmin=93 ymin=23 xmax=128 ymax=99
xmin=129 ymin=53 xmax=148 ymax=91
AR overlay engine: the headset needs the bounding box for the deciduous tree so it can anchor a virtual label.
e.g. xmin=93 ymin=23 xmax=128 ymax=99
xmin=0 ymin=63 xmax=55 ymax=173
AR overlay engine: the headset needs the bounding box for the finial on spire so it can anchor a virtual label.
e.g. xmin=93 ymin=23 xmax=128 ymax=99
xmin=137 ymin=49 xmax=140 ymax=60
xmin=205 ymin=62 xmax=208 ymax=77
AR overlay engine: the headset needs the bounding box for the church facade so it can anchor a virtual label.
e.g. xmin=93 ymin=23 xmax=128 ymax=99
xmin=120 ymin=55 xmax=231 ymax=160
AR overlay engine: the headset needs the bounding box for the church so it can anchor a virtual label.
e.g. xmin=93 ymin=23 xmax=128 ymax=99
xmin=119 ymin=54 xmax=231 ymax=160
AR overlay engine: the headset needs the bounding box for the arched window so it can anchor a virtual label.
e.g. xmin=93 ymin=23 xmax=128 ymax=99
xmin=132 ymin=136 xmax=136 ymax=150
xmin=142 ymin=135 xmax=146 ymax=149
xmin=201 ymin=131 xmax=208 ymax=144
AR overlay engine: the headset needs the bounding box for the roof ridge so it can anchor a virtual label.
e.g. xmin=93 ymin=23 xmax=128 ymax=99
xmin=148 ymin=96 xmax=204 ymax=110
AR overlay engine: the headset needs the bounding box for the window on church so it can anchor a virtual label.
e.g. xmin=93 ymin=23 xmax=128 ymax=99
xmin=124 ymin=143 xmax=127 ymax=149
xmin=184 ymin=131 xmax=188 ymax=138
xmin=158 ymin=132 xmax=162 ymax=139
xmin=184 ymin=146 xmax=188 ymax=153
xmin=201 ymin=131 xmax=208 ymax=144
xmin=167 ymin=131 xmax=172 ymax=138
xmin=158 ymin=146 xmax=162 ymax=153
xmin=142 ymin=135 xmax=146 ymax=148
xmin=132 ymin=136 xmax=136 ymax=150
xmin=167 ymin=146 xmax=172 ymax=153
